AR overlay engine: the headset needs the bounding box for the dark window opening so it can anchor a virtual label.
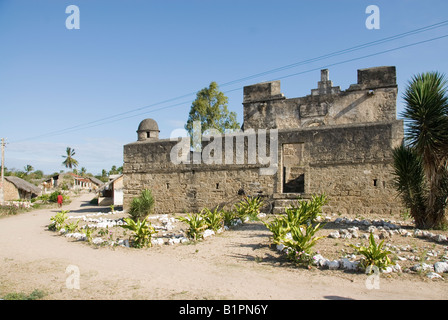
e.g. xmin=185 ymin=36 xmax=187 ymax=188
xmin=146 ymin=132 xmax=150 ymax=138
xmin=283 ymin=168 xmax=305 ymax=193
xmin=216 ymin=183 xmax=219 ymax=189
xmin=373 ymin=179 xmax=378 ymax=187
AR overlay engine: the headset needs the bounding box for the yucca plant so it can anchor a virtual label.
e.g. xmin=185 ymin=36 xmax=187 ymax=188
xmin=120 ymin=217 xmax=157 ymax=248
xmin=282 ymin=223 xmax=325 ymax=264
xmin=234 ymin=196 xmax=264 ymax=222
xmin=263 ymin=217 xmax=289 ymax=245
xmin=221 ymin=209 xmax=238 ymax=227
xmin=49 ymin=210 xmax=69 ymax=231
xmin=202 ymin=208 xmax=224 ymax=232
xmin=350 ymin=233 xmax=393 ymax=273
xmin=128 ymin=189 xmax=155 ymax=221
xmin=64 ymin=219 xmax=80 ymax=233
xmin=285 ymin=194 xmax=328 ymax=226
xmin=177 ymin=213 xmax=208 ymax=241
xmin=393 ymin=72 xmax=448 ymax=229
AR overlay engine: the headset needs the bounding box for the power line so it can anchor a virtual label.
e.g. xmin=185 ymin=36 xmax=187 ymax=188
xmin=9 ymin=20 xmax=448 ymax=143
xmin=44 ymin=32 xmax=448 ymax=137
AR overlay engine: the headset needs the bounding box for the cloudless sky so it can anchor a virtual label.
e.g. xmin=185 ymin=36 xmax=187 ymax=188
xmin=1 ymin=0 xmax=447 ymax=175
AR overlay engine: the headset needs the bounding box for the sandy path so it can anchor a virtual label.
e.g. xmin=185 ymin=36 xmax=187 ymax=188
xmin=0 ymin=193 xmax=446 ymax=300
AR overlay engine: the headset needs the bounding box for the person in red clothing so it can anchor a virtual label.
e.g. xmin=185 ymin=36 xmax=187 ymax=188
xmin=57 ymin=194 xmax=63 ymax=208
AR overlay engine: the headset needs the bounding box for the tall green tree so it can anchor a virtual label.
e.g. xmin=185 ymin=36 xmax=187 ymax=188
xmin=393 ymin=72 xmax=448 ymax=229
xmin=62 ymin=147 xmax=79 ymax=169
xmin=185 ymin=81 xmax=240 ymax=149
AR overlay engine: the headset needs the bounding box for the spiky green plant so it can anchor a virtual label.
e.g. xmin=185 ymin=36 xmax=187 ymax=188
xmin=282 ymin=223 xmax=325 ymax=264
xmin=177 ymin=213 xmax=208 ymax=241
xmin=128 ymin=189 xmax=155 ymax=221
xmin=393 ymin=71 xmax=448 ymax=229
xmin=285 ymin=194 xmax=328 ymax=226
xmin=350 ymin=233 xmax=393 ymax=273
xmin=202 ymin=208 xmax=224 ymax=232
xmin=120 ymin=218 xmax=157 ymax=248
xmin=49 ymin=210 xmax=69 ymax=231
xmin=234 ymin=196 xmax=264 ymax=222
xmin=262 ymin=216 xmax=289 ymax=244
xmin=221 ymin=209 xmax=238 ymax=227
xmin=63 ymin=219 xmax=80 ymax=233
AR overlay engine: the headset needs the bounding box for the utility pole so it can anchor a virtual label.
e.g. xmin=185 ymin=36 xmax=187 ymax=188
xmin=0 ymin=138 xmax=5 ymax=204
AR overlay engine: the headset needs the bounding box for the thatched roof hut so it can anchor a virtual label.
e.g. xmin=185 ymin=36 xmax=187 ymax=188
xmin=4 ymin=176 xmax=41 ymax=200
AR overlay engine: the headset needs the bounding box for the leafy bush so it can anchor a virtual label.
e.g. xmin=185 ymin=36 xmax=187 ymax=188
xmin=263 ymin=216 xmax=289 ymax=244
xmin=285 ymin=194 xmax=328 ymax=226
xmin=234 ymin=196 xmax=264 ymax=222
xmin=82 ymin=226 xmax=94 ymax=243
xmin=263 ymin=194 xmax=328 ymax=265
xmin=120 ymin=218 xmax=157 ymax=248
xmin=221 ymin=210 xmax=238 ymax=227
xmin=350 ymin=233 xmax=393 ymax=273
xmin=48 ymin=210 xmax=69 ymax=231
xmin=282 ymin=223 xmax=325 ymax=264
xmin=128 ymin=189 xmax=155 ymax=221
xmin=63 ymin=219 xmax=80 ymax=233
xmin=177 ymin=213 xmax=208 ymax=241
xmin=202 ymin=208 xmax=224 ymax=232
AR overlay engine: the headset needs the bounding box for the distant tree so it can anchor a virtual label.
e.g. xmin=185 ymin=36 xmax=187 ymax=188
xmin=185 ymin=82 xmax=240 ymax=150
xmin=24 ymin=165 xmax=34 ymax=175
xmin=62 ymin=147 xmax=79 ymax=169
xmin=32 ymin=170 xmax=44 ymax=179
xmin=108 ymin=165 xmax=123 ymax=175
xmin=80 ymin=167 xmax=87 ymax=176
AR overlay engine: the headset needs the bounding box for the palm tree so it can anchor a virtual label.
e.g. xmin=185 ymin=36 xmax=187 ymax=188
xmin=24 ymin=164 xmax=34 ymax=175
xmin=393 ymin=72 xmax=448 ymax=229
xmin=62 ymin=147 xmax=79 ymax=169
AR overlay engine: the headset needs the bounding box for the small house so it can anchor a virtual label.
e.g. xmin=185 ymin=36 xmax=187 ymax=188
xmin=97 ymin=175 xmax=123 ymax=206
xmin=3 ymin=176 xmax=41 ymax=201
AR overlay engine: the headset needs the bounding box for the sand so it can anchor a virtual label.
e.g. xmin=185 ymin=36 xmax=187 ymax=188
xmin=0 ymin=193 xmax=446 ymax=300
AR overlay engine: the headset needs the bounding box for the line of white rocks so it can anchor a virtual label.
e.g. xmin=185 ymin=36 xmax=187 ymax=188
xmin=274 ymin=216 xmax=448 ymax=279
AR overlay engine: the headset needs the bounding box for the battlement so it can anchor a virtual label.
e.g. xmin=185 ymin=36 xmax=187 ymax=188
xmin=243 ymin=66 xmax=398 ymax=130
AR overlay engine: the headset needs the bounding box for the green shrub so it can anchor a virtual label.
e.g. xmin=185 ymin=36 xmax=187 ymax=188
xmin=177 ymin=213 xmax=208 ymax=241
xmin=234 ymin=196 xmax=264 ymax=222
xmin=120 ymin=218 xmax=157 ymax=248
xmin=263 ymin=194 xmax=328 ymax=265
xmin=350 ymin=233 xmax=393 ymax=273
xmin=285 ymin=194 xmax=328 ymax=226
xmin=128 ymin=189 xmax=155 ymax=221
xmin=282 ymin=223 xmax=325 ymax=264
xmin=63 ymin=219 xmax=80 ymax=233
xmin=221 ymin=210 xmax=238 ymax=227
xmin=48 ymin=210 xmax=69 ymax=231
xmin=202 ymin=208 xmax=224 ymax=232
xmin=263 ymin=216 xmax=289 ymax=244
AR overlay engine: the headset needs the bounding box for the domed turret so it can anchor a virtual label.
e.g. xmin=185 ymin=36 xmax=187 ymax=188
xmin=137 ymin=118 xmax=159 ymax=141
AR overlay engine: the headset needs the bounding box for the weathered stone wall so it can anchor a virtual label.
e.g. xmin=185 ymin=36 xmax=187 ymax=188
xmin=124 ymin=120 xmax=404 ymax=215
xmin=123 ymin=66 xmax=405 ymax=216
xmin=243 ymin=66 xmax=397 ymax=130
xmin=3 ymin=180 xmax=19 ymax=201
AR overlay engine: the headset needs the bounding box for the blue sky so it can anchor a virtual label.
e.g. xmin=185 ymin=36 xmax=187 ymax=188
xmin=1 ymin=0 xmax=447 ymax=175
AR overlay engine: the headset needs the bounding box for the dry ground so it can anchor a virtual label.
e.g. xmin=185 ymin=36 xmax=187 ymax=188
xmin=0 ymin=193 xmax=447 ymax=300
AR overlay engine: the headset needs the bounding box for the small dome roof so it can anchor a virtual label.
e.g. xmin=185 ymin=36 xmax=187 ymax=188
xmin=137 ymin=118 xmax=159 ymax=132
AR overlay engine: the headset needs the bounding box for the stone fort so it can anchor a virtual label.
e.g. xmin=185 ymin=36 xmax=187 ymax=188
xmin=123 ymin=66 xmax=404 ymax=215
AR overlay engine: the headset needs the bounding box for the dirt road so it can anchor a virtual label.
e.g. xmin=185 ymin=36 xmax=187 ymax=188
xmin=0 ymin=194 xmax=446 ymax=300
